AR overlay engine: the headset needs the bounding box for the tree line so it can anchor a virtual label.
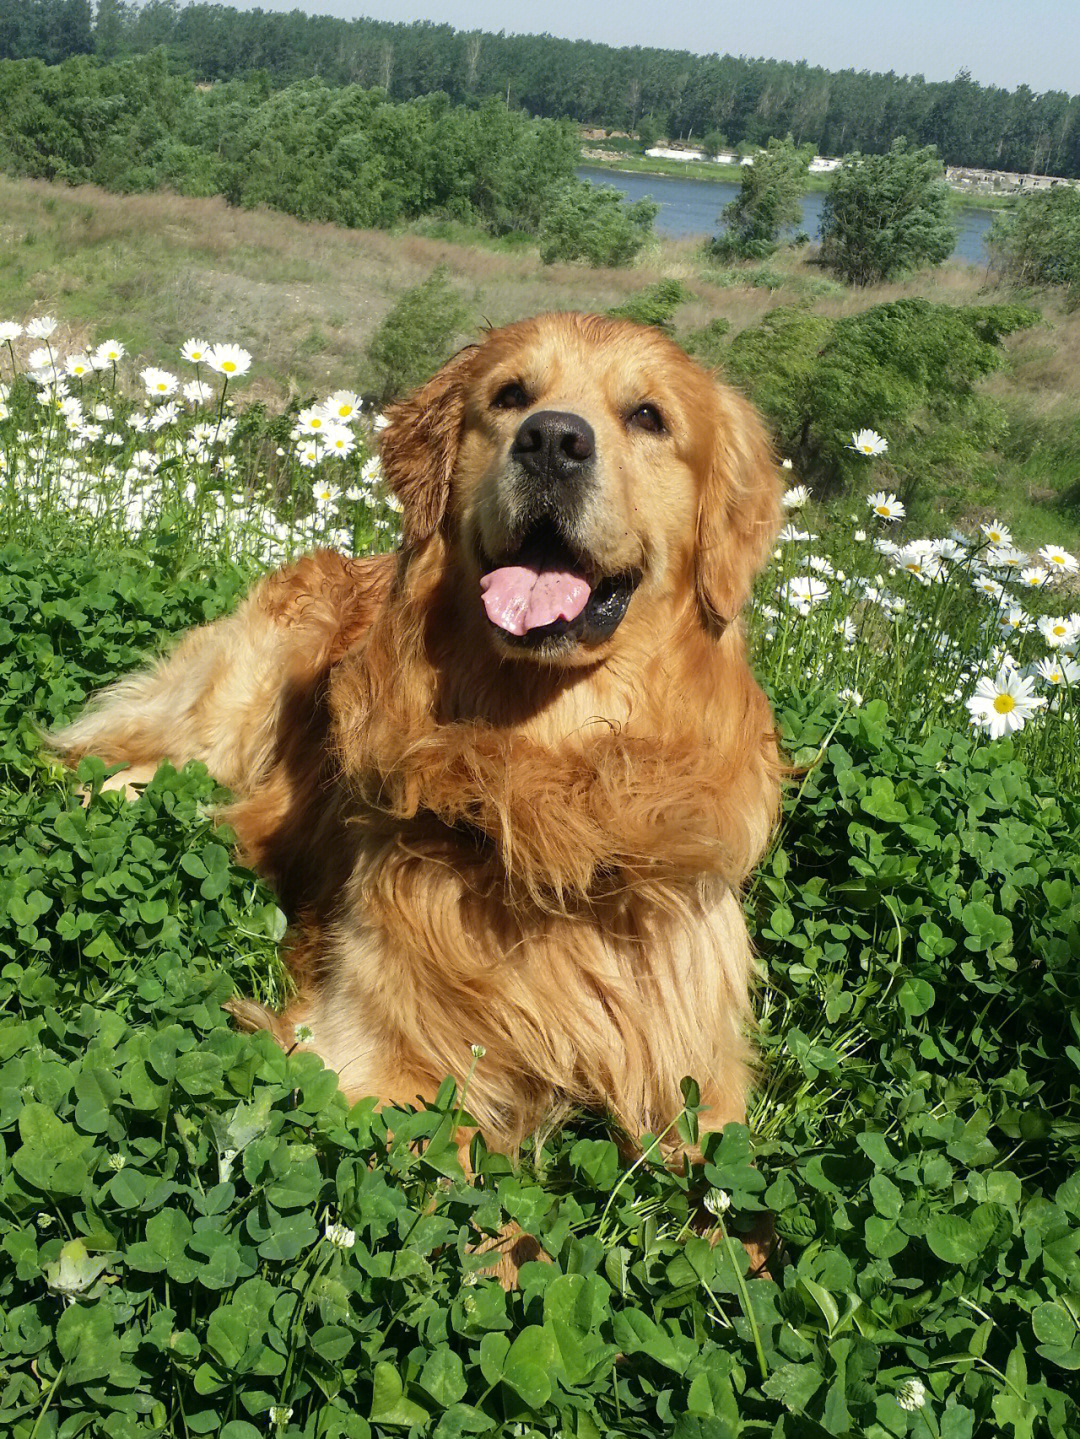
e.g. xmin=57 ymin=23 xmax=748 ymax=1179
xmin=2 ymin=0 xmax=1080 ymax=179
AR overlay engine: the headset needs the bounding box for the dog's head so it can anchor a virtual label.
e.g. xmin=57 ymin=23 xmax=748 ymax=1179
xmin=379 ymin=313 xmax=780 ymax=663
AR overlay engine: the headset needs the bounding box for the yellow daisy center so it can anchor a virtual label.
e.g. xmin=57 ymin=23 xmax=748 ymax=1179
xmin=222 ymin=361 xmax=236 ymax=373
xmin=1053 ymin=625 xmax=1066 ymax=636
xmin=993 ymin=694 xmax=1016 ymax=714
xmin=875 ymin=505 xmax=890 ymax=516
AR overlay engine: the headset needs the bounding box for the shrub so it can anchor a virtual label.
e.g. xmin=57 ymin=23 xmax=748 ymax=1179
xmin=820 ymin=138 xmax=956 ymax=285
xmin=988 ymin=186 xmax=1080 ymax=308
xmin=725 ymin=298 xmax=1038 ymax=496
xmin=607 ymin=278 xmax=691 ymax=331
xmin=362 ymin=266 xmax=474 ymax=405
xmin=538 ymin=179 xmax=657 ymax=267
xmin=635 ymin=113 xmax=660 ymax=150
xmin=681 ymin=316 xmax=732 ymax=368
xmin=710 ymin=134 xmax=810 ymax=261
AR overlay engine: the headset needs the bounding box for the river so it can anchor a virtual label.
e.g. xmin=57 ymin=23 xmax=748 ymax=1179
xmin=579 ymin=165 xmax=996 ymax=266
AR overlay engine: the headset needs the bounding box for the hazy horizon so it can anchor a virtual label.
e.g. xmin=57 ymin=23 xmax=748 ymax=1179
xmin=205 ymin=0 xmax=1080 ymax=96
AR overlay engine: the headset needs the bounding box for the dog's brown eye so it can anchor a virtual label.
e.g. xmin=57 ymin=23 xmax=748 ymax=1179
xmin=492 ymin=382 xmax=530 ymax=410
xmin=628 ymin=403 xmax=665 ymax=434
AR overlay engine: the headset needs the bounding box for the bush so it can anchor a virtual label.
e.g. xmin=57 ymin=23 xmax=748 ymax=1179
xmin=988 ymin=186 xmax=1080 ymax=308
xmin=362 ymin=267 xmax=474 ymax=405
xmin=681 ymin=316 xmax=732 ymax=369
xmin=820 ymin=138 xmax=956 ymax=285
xmin=710 ymin=134 xmax=810 ymax=261
xmin=725 ymin=298 xmax=1038 ymax=495
xmin=538 ymin=179 xmax=657 ymax=267
xmin=635 ymin=114 xmax=660 ymax=150
xmin=607 ymin=278 xmax=691 ymax=331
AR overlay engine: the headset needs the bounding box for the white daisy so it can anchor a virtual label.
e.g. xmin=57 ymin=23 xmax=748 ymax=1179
xmin=1038 ymin=544 xmax=1078 ymax=575
xmin=867 ymin=491 xmax=905 ymax=522
xmin=850 ymin=428 xmax=888 ymax=456
xmin=967 ymin=666 xmax=1045 ymax=739
xmin=782 ymin=484 xmax=811 ymax=510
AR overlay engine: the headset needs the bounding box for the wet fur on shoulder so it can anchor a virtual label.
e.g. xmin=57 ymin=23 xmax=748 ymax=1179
xmin=54 ymin=313 xmax=783 ymax=1154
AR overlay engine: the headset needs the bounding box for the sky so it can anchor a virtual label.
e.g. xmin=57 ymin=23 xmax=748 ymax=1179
xmin=215 ymin=0 xmax=1080 ymax=95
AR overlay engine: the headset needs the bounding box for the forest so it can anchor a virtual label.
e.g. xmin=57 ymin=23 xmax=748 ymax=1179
xmin=3 ymin=0 xmax=1080 ymax=178
xmin=0 ymin=51 xmax=593 ymax=238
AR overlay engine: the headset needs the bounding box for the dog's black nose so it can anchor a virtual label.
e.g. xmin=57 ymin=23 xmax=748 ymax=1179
xmin=512 ymin=410 xmax=595 ymax=480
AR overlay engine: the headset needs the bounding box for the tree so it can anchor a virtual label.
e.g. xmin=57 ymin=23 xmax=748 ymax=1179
xmin=819 ymin=138 xmax=956 ymax=285
xmin=987 ymin=186 xmax=1080 ymax=308
xmin=539 ymin=180 xmax=657 ymax=266
xmin=712 ymin=134 xmax=809 ymax=259
xmin=702 ymin=129 xmax=726 ymax=158
xmin=635 ymin=114 xmax=660 ymax=151
xmin=363 ymin=267 xmax=474 ymax=404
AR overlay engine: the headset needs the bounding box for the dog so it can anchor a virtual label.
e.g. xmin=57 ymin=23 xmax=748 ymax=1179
xmin=55 ymin=312 xmax=783 ymax=1168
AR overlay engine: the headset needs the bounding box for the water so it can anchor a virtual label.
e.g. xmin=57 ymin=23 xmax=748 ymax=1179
xmin=578 ymin=165 xmax=995 ymax=266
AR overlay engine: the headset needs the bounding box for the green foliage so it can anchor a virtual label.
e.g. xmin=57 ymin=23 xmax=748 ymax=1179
xmin=607 ymin=278 xmax=691 ymax=332
xmin=681 ymin=316 xmax=732 ymax=369
xmin=362 ymin=267 xmax=474 ymax=405
xmin=724 ymin=298 xmax=1038 ymax=495
xmin=538 ymin=179 xmax=657 ymax=267
xmin=988 ymin=186 xmax=1080 ymax=308
xmin=702 ymin=130 xmax=726 ymax=159
xmin=711 ymin=135 xmax=810 ymax=260
xmin=635 ymin=113 xmax=660 ymax=150
xmin=820 ymin=138 xmax=957 ymax=285
xmin=1 ymin=546 xmax=1079 ymax=1435
xmin=0 ymin=55 xmax=623 ymax=246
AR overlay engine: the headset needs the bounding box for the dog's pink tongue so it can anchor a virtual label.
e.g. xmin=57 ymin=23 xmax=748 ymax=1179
xmin=480 ymin=564 xmax=591 ymax=636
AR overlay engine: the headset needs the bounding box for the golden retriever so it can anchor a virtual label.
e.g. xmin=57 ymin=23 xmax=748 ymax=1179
xmin=55 ymin=312 xmax=782 ymax=1161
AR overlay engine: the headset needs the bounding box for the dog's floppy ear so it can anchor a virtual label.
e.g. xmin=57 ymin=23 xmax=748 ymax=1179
xmin=378 ymin=346 xmax=477 ymax=546
xmin=695 ymin=384 xmax=782 ymax=633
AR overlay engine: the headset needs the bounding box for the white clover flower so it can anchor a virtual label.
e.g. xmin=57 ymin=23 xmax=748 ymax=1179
xmin=839 ymin=687 xmax=863 ymax=707
xmin=867 ymin=491 xmax=905 ymax=522
xmin=896 ymin=1378 xmax=927 ymax=1412
xmin=206 ymin=343 xmax=252 ymax=377
xmin=850 ymin=428 xmax=887 ymax=456
xmin=1038 ymin=614 xmax=1080 ymax=649
xmin=703 ymin=1188 xmax=731 ymax=1216
xmin=108 ymin=1153 xmax=126 ymax=1171
xmin=470 ymin=1043 xmax=486 ymax=1059
xmin=293 ymin=1022 xmax=314 ymax=1044
xmin=26 ymin=315 xmax=58 ymax=340
xmin=1038 ymin=544 xmax=1078 ymax=575
xmin=324 ymin=1221 xmax=355 ymax=1249
xmin=0 ymin=321 xmax=23 ymax=343
xmin=181 ymin=338 xmax=212 ymax=364
xmin=93 ymin=339 xmax=125 ymax=366
xmin=782 ymin=484 xmax=810 ymax=510
xmin=967 ymin=666 xmax=1045 ymax=740
xmin=268 ymin=1408 xmax=294 ymax=1430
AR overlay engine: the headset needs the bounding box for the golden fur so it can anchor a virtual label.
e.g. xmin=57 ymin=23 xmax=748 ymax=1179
xmin=55 ymin=313 xmax=783 ymax=1155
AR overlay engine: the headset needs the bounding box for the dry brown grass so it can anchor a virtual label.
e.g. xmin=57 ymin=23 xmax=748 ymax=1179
xmin=1 ymin=173 xmax=1078 ymax=426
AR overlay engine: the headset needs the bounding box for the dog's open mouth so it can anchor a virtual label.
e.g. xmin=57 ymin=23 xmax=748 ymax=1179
xmin=479 ymin=519 xmax=641 ymax=648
